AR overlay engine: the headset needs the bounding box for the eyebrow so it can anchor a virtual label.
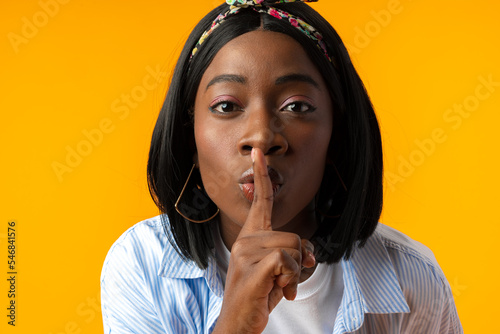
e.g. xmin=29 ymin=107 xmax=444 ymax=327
xmin=206 ymin=74 xmax=246 ymax=91
xmin=205 ymin=73 xmax=320 ymax=91
xmin=275 ymin=73 xmax=319 ymax=89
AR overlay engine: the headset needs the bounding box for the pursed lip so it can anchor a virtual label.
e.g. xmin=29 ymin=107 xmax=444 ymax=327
xmin=238 ymin=166 xmax=283 ymax=202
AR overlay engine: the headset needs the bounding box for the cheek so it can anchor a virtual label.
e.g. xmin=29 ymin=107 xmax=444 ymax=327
xmin=195 ymin=123 xmax=221 ymax=159
xmin=194 ymin=121 xmax=237 ymax=201
xmin=293 ymin=118 xmax=332 ymax=157
xmin=288 ymin=119 xmax=332 ymax=186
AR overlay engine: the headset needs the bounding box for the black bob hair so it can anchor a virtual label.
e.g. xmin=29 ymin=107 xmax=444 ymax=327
xmin=147 ymin=2 xmax=383 ymax=269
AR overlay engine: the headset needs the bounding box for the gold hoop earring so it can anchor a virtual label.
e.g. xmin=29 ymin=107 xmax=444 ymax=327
xmin=175 ymin=164 xmax=219 ymax=223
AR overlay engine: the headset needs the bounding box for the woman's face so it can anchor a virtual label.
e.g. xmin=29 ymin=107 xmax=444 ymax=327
xmin=193 ymin=30 xmax=333 ymax=242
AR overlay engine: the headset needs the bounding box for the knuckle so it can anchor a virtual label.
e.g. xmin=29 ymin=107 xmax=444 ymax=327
xmin=290 ymin=234 xmax=301 ymax=249
xmin=272 ymin=249 xmax=300 ymax=272
xmin=292 ymin=249 xmax=302 ymax=263
xmin=281 ymin=233 xmax=301 ymax=249
xmin=230 ymin=238 xmax=247 ymax=256
xmin=302 ymin=239 xmax=314 ymax=253
xmin=272 ymin=248 xmax=286 ymax=261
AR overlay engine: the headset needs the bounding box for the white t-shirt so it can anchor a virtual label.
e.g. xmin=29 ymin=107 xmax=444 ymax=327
xmin=214 ymin=226 xmax=344 ymax=334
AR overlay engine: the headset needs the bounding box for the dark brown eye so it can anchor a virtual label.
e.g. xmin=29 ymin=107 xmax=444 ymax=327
xmin=209 ymin=101 xmax=243 ymax=114
xmin=282 ymin=102 xmax=316 ymax=113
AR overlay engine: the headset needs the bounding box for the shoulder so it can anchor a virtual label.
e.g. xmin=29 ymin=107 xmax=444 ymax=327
xmin=351 ymin=223 xmax=449 ymax=303
xmin=101 ymin=215 xmax=168 ymax=278
xmin=365 ymin=224 xmax=462 ymax=332
xmin=100 ymin=215 xmax=177 ymax=302
xmin=372 ymin=223 xmax=450 ymax=291
xmin=374 ymin=223 xmax=440 ymax=269
xmin=100 ymin=215 xmax=207 ymax=333
xmin=104 ymin=215 xmax=167 ymax=252
xmin=369 ymin=223 xmax=446 ymax=288
xmin=101 ymin=214 xmax=194 ymax=281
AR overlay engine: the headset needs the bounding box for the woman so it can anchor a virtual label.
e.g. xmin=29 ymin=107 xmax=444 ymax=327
xmin=101 ymin=1 xmax=463 ymax=333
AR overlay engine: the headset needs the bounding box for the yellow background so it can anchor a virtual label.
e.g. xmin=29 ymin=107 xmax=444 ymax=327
xmin=1 ymin=0 xmax=498 ymax=333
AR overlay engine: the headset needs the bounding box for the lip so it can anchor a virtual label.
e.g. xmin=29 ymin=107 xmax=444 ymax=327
xmin=238 ymin=166 xmax=283 ymax=203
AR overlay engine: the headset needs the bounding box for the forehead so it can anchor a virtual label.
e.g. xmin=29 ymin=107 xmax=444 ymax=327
xmin=200 ymin=30 xmax=324 ymax=84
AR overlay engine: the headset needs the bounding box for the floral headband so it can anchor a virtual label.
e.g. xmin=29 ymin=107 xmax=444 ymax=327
xmin=190 ymin=0 xmax=334 ymax=64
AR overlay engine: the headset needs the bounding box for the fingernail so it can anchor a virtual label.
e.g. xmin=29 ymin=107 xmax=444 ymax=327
xmin=308 ymin=251 xmax=316 ymax=264
xmin=251 ymin=148 xmax=255 ymax=163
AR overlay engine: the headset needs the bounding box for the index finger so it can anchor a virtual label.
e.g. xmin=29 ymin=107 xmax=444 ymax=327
xmin=241 ymin=147 xmax=274 ymax=232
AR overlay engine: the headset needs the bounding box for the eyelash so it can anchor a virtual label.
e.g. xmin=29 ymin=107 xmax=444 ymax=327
xmin=209 ymin=100 xmax=243 ymax=114
xmin=281 ymin=101 xmax=317 ymax=113
xmin=209 ymin=100 xmax=316 ymax=115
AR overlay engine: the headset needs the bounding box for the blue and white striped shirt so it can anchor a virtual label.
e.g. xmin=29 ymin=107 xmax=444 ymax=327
xmin=100 ymin=216 xmax=463 ymax=333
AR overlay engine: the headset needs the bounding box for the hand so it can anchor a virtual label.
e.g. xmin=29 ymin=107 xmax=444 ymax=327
xmin=213 ymin=148 xmax=315 ymax=334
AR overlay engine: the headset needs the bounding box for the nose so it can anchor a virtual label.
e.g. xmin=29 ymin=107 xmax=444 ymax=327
xmin=237 ymin=107 xmax=288 ymax=157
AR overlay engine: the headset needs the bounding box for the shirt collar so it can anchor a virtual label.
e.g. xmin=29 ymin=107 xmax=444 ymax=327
xmin=156 ymin=224 xmax=410 ymax=331
xmin=157 ymin=240 xmax=224 ymax=298
xmin=338 ymin=228 xmax=410 ymax=332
